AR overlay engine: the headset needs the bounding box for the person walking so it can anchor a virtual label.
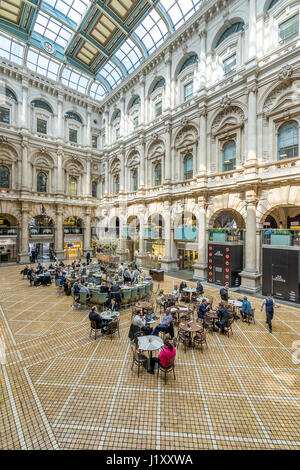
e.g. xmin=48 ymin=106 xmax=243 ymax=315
xmin=261 ymin=294 xmax=276 ymax=333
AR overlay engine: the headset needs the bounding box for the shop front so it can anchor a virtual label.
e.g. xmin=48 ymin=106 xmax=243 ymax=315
xmin=29 ymin=215 xmax=55 ymax=262
xmin=0 ymin=215 xmax=18 ymax=263
xmin=177 ymin=245 xmax=198 ymax=270
xmin=63 ymin=217 xmax=83 ymax=259
xmin=144 ymin=239 xmax=165 ymax=269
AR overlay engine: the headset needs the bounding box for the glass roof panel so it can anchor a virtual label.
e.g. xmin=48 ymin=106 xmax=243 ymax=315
xmin=27 ymin=48 xmax=60 ymax=81
xmin=134 ymin=9 xmax=168 ymax=55
xmin=0 ymin=31 xmax=24 ymax=65
xmin=90 ymin=81 xmax=107 ymax=101
xmin=113 ymin=38 xmax=143 ymax=74
xmin=44 ymin=0 xmax=90 ymax=24
xmin=159 ymin=0 xmax=202 ymax=30
xmin=100 ymin=60 xmax=123 ymax=89
xmin=61 ymin=67 xmax=90 ymax=93
xmin=33 ymin=11 xmax=73 ymax=49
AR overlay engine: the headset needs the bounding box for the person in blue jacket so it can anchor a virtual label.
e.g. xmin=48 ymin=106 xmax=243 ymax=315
xmin=261 ymin=295 xmax=276 ymax=333
xmin=215 ymin=302 xmax=230 ymax=334
xmin=198 ymin=299 xmax=209 ymax=319
xmin=240 ymin=296 xmax=252 ymax=321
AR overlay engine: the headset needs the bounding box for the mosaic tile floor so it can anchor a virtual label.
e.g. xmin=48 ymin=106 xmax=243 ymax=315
xmin=0 ymin=265 xmax=299 ymax=450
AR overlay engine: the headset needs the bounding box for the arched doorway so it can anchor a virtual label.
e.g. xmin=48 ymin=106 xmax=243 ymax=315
xmin=124 ymin=216 xmax=140 ymax=262
xmin=63 ymin=216 xmax=83 ymax=259
xmin=0 ymin=213 xmax=18 ymax=263
xmin=174 ymin=212 xmax=198 ymax=270
xmin=29 ymin=215 xmax=54 ymax=262
xmin=145 ymin=214 xmax=165 ymax=269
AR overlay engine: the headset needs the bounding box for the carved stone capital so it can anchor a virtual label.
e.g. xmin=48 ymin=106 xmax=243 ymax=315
xmin=220 ymin=94 xmax=231 ymax=109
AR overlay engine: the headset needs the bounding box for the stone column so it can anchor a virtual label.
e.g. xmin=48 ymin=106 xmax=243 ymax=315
xmin=104 ymin=157 xmax=109 ymax=196
xmin=240 ymin=191 xmax=261 ymax=292
xmin=193 ymin=198 xmax=208 ymax=280
xmin=164 ymin=49 xmax=172 ymax=111
xmin=104 ymin=106 xmax=109 ymax=146
xmin=19 ymin=207 xmax=29 ymax=263
xmin=139 ymin=136 xmax=145 ymax=189
xmin=120 ymin=92 xmax=126 ymax=137
xmin=56 ymin=148 xmax=63 ymax=194
xmin=197 ymin=106 xmax=207 ymax=178
xmin=83 ymin=209 xmax=91 ymax=255
xmin=85 ymin=157 xmax=91 ymax=197
xmin=55 ymin=208 xmax=64 ymax=260
xmin=139 ymin=73 xmax=146 ymax=126
xmin=21 ymin=78 xmax=28 ymax=130
xmin=86 ymin=106 xmax=91 ymax=146
xmin=198 ymin=28 xmax=207 ymax=92
xmin=135 ymin=205 xmax=146 ymax=267
xmin=160 ymin=202 xmax=178 ymax=272
xmin=247 ymin=0 xmax=257 ymax=62
xmin=119 ymin=147 xmax=125 ymax=194
xmin=21 ymin=138 xmax=29 ymax=191
xmin=57 ymin=93 xmax=64 ymax=140
xmin=164 ymin=123 xmax=172 ymax=185
xmin=244 ymin=83 xmax=258 ymax=178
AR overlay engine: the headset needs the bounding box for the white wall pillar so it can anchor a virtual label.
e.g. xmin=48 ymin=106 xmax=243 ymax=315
xmin=21 ymin=79 xmax=28 ymax=130
xmin=164 ymin=123 xmax=171 ymax=185
xmin=193 ymin=199 xmax=208 ymax=280
xmin=21 ymin=138 xmax=29 ymax=191
xmin=198 ymin=28 xmax=207 ymax=91
xmin=57 ymin=93 xmax=63 ymax=139
xmin=246 ymin=83 xmax=258 ymax=166
xmin=247 ymin=0 xmax=257 ymax=62
xmin=139 ymin=136 xmax=145 ymax=189
xmin=198 ymin=107 xmax=207 ymax=176
xmin=164 ymin=49 xmax=172 ymax=111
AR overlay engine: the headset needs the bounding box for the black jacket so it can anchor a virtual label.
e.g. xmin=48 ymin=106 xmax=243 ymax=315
xmin=220 ymin=288 xmax=228 ymax=301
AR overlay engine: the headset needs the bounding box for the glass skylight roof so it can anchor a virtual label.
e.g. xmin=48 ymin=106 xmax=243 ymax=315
xmin=61 ymin=67 xmax=90 ymax=93
xmin=159 ymin=0 xmax=202 ymax=30
xmin=100 ymin=60 xmax=123 ymax=89
xmin=44 ymin=0 xmax=90 ymax=24
xmin=134 ymin=9 xmax=168 ymax=55
xmin=0 ymin=0 xmax=205 ymax=100
xmin=113 ymin=38 xmax=143 ymax=74
xmin=27 ymin=49 xmax=61 ymax=81
xmin=33 ymin=11 xmax=73 ymax=49
xmin=90 ymin=81 xmax=107 ymax=101
xmin=0 ymin=32 xmax=24 ymax=65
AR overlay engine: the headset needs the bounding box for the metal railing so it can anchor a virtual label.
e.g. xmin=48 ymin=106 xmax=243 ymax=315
xmin=0 ymin=226 xmax=18 ymax=236
xmin=29 ymin=227 xmax=54 ymax=236
xmin=208 ymin=229 xmax=244 ymax=243
xmin=174 ymin=226 xmax=197 ymax=241
xmin=63 ymin=227 xmax=82 ymax=234
xmin=262 ymin=229 xmax=300 ymax=247
xmin=144 ymin=227 xmax=165 ymax=240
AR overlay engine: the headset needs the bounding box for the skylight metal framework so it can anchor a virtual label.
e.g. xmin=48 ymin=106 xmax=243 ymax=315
xmin=0 ymin=0 xmax=204 ymax=100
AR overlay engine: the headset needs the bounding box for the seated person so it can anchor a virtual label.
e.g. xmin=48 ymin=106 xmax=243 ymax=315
xmin=43 ymin=269 xmax=52 ymax=285
xmin=80 ymin=263 xmax=87 ymax=276
xmin=172 ymin=285 xmax=179 ymax=301
xmin=89 ymin=305 xmax=108 ymax=330
xmin=132 ymin=310 xmax=152 ymax=335
xmin=123 ymin=267 xmax=132 ymax=283
xmin=64 ymin=279 xmax=72 ymax=295
xmin=156 ymin=290 xmax=164 ymax=312
xmin=80 ymin=283 xmax=90 ymax=301
xmin=215 ymin=302 xmax=230 ymax=334
xmin=196 ymin=281 xmax=204 ymax=295
xmin=59 ymin=261 xmax=65 ymax=267
xmin=55 ymin=271 xmax=65 ymax=286
xmin=110 ymin=282 xmax=121 ymax=304
xmin=100 ymin=283 xmax=109 ymax=293
xmin=20 ymin=265 xmax=29 ymax=277
xmin=198 ymin=299 xmax=209 ymax=319
xmin=149 ymin=340 xmax=176 ymax=374
xmin=179 ymin=281 xmax=187 ymax=292
xmin=107 ymin=297 xmax=120 ymax=312
xmin=132 ymin=267 xmax=140 ymax=284
xmin=29 ymin=272 xmax=36 ymax=286
xmin=240 ymin=296 xmax=252 ymax=321
xmin=36 ymin=263 xmax=43 ymax=275
xmin=151 ymin=310 xmax=174 ymax=339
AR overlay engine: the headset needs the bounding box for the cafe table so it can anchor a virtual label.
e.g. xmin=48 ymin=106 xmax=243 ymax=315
xmin=137 ymin=335 xmax=164 ymax=371
xmin=182 ymin=287 xmax=197 ymax=302
xmin=101 ymin=311 xmax=120 ymax=321
xmin=228 ymin=300 xmax=243 ymax=313
xmin=135 ymin=301 xmax=153 ymax=314
xmin=205 ymin=312 xmax=219 ymax=332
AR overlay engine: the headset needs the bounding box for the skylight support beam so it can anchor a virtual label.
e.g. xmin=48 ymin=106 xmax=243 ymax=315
xmin=111 ymin=57 xmax=127 ymax=78
xmin=131 ymin=33 xmax=148 ymax=59
xmin=146 ymin=0 xmax=174 ymax=34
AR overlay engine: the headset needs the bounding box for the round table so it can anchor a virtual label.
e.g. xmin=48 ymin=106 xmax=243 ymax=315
xmin=136 ymin=301 xmax=153 ymax=314
xmin=101 ymin=311 xmax=120 ymax=321
xmin=228 ymin=300 xmax=243 ymax=312
xmin=182 ymin=288 xmax=197 ymax=302
xmin=178 ymin=321 xmax=204 ymax=347
xmin=138 ymin=335 xmax=164 ymax=371
xmin=205 ymin=312 xmax=219 ymax=331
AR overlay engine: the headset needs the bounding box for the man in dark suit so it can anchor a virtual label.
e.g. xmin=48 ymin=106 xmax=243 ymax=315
xmin=220 ymin=284 xmax=229 ymax=307
xmin=215 ymin=302 xmax=230 ymax=334
xmin=89 ymin=306 xmax=108 ymax=330
xmin=198 ymin=299 xmax=209 ymax=319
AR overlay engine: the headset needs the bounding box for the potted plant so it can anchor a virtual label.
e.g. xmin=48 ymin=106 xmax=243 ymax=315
xmin=270 ymin=229 xmax=291 ymax=246
xmin=212 ymin=228 xmax=227 ymax=242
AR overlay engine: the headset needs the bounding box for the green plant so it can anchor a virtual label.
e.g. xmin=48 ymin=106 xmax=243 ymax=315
xmin=273 ymin=230 xmax=291 ymax=235
xmin=212 ymin=228 xmax=227 ymax=233
xmin=97 ymin=238 xmax=120 ymax=254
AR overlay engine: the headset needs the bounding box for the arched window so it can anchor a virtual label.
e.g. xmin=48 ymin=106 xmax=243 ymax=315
xmin=183 ymin=153 xmax=193 ymax=180
xmin=68 ymin=176 xmax=77 ymax=196
xmin=178 ymin=54 xmax=198 ymax=75
xmin=222 ymin=140 xmax=236 ymax=171
xmin=129 ymin=96 xmax=140 ymax=109
xmin=267 ymin=0 xmax=279 ymax=11
xmin=64 ymin=111 xmax=82 ymax=123
xmin=151 ymin=78 xmax=165 ymax=94
xmin=114 ymin=175 xmax=119 ymax=195
xmin=215 ymin=22 xmax=244 ymax=48
xmin=154 ymin=162 xmax=162 ymax=186
xmin=278 ymin=120 xmax=298 ymax=160
xmin=92 ymin=181 xmax=98 ymax=198
xmin=0 ymin=165 xmax=10 ymax=188
xmin=37 ymin=171 xmax=47 ymax=193
xmin=112 ymin=110 xmax=121 ymax=122
xmin=31 ymin=100 xmax=53 ymax=113
xmin=132 ymin=169 xmax=138 ymax=191
xmin=5 ymin=88 xmax=17 ymax=101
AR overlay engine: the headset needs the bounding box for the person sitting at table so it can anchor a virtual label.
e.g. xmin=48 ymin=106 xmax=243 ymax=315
xmin=80 ymin=283 xmax=90 ymax=301
xmin=155 ymin=290 xmax=165 ymax=313
xmin=107 ymin=297 xmax=120 ymax=312
xmin=172 ymin=285 xmax=179 ymax=301
xmin=118 ymin=263 xmax=124 ymax=278
xmin=132 ymin=267 xmax=140 ymax=284
xmin=29 ymin=271 xmax=36 ymax=286
xmin=20 ymin=265 xmax=29 ymax=277
xmin=59 ymin=260 xmax=65 ymax=267
xmin=110 ymin=282 xmax=121 ymax=304
xmin=149 ymin=340 xmax=176 ymax=375
xmin=36 ymin=263 xmax=43 ymax=275
xmin=132 ymin=310 xmax=152 ymax=335
xmin=43 ymin=269 xmax=52 ymax=285
xmin=100 ymin=283 xmax=109 ymax=293
xmin=179 ymin=281 xmax=187 ymax=292
xmin=89 ymin=306 xmax=108 ymax=330
xmin=196 ymin=281 xmax=204 ymax=295
xmin=240 ymin=296 xmax=252 ymax=321
xmin=80 ymin=263 xmax=87 ymax=276
xmin=215 ymin=302 xmax=230 ymax=334
xmin=55 ymin=271 xmax=65 ymax=287
xmin=151 ymin=310 xmax=174 ymax=339
xmin=198 ymin=299 xmax=210 ymax=320
xmin=73 ymin=280 xmax=81 ymax=301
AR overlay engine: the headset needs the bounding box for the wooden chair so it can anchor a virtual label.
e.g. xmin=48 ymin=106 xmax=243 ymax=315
xmin=223 ymin=316 xmax=234 ymax=336
xmin=180 ymin=291 xmax=189 ymax=303
xmin=90 ymin=321 xmax=101 ymax=340
xmin=157 ymin=356 xmax=176 ymax=384
xmin=203 ymin=315 xmax=214 ymax=332
xmin=193 ymin=329 xmax=207 ymax=352
xmin=55 ymin=278 xmax=63 ymax=296
xmin=79 ymin=291 xmax=89 ymax=311
xmin=247 ymin=308 xmax=255 ymax=325
xmin=177 ymin=329 xmax=191 ymax=352
xmin=130 ymin=342 xmax=147 ymax=377
xmin=104 ymin=319 xmax=120 ymax=341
